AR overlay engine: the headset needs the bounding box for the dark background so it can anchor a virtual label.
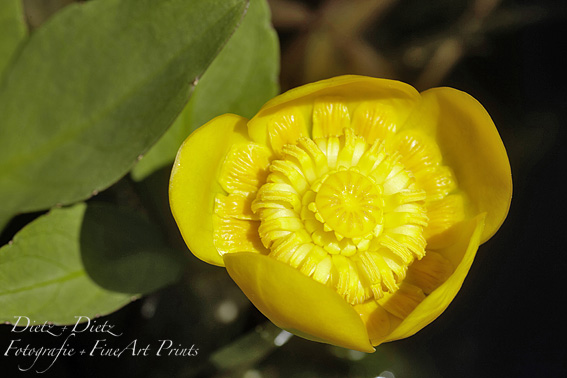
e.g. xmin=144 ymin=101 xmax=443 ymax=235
xmin=1 ymin=0 xmax=566 ymax=377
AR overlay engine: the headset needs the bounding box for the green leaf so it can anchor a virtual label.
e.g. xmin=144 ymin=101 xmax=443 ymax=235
xmin=79 ymin=203 xmax=185 ymax=295
xmin=0 ymin=0 xmax=27 ymax=78
xmin=0 ymin=201 xmax=184 ymax=324
xmin=0 ymin=0 xmax=248 ymax=224
xmin=0 ymin=203 xmax=133 ymax=324
xmin=131 ymin=0 xmax=280 ymax=181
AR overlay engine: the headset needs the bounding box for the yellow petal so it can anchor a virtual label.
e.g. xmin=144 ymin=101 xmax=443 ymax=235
xmin=224 ymin=252 xmax=375 ymax=352
xmin=248 ymin=75 xmax=421 ymax=143
xmin=215 ymin=194 xmax=258 ymax=220
xmin=381 ymin=213 xmax=486 ymax=344
xmin=404 ymin=251 xmax=453 ymax=295
xmin=403 ymin=88 xmax=512 ymax=242
xmin=351 ymin=101 xmax=401 ymax=144
xmin=423 ymin=194 xmax=466 ymax=248
xmin=218 ymin=142 xmax=272 ymax=195
xmin=392 ymin=130 xmax=443 ymax=170
xmin=377 ymin=282 xmax=426 ymax=319
xmin=312 ymin=97 xmax=350 ymax=138
xmin=355 ymin=300 xmax=392 ymax=343
xmin=212 ymin=216 xmax=265 ymax=255
xmin=266 ymin=107 xmax=310 ymax=156
xmin=169 ymin=114 xmax=251 ymax=267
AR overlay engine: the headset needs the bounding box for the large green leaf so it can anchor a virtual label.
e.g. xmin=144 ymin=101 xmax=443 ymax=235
xmin=0 ymin=0 xmax=248 ymax=228
xmin=0 ymin=0 xmax=27 ymax=78
xmin=131 ymin=0 xmax=280 ymax=181
xmin=0 ymin=203 xmax=132 ymax=324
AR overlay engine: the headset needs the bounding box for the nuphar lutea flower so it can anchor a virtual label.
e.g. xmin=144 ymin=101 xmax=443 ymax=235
xmin=169 ymin=76 xmax=512 ymax=352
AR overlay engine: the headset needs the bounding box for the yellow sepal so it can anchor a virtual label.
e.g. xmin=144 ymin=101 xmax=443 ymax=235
xmin=169 ymin=114 xmax=251 ymax=266
xmin=223 ymin=252 xmax=375 ymax=352
xmin=403 ymin=88 xmax=512 ymax=242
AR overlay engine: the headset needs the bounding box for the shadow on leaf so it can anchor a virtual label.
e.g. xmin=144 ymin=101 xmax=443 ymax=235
xmin=80 ymin=203 xmax=185 ymax=295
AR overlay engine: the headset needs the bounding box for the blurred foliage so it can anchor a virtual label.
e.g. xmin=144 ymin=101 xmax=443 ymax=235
xmin=271 ymin=0 xmax=548 ymax=90
xmin=1 ymin=0 xmax=565 ymax=377
xmin=0 ymin=0 xmax=26 ymax=77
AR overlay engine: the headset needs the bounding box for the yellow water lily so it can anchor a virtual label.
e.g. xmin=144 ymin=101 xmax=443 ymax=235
xmin=169 ymin=75 xmax=512 ymax=352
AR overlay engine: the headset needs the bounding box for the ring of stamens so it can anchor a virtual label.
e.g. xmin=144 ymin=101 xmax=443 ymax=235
xmin=249 ymin=127 xmax=430 ymax=305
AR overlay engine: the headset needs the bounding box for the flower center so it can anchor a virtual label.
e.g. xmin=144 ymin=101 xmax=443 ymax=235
xmin=249 ymin=128 xmax=429 ymax=305
xmin=314 ymin=170 xmax=382 ymax=239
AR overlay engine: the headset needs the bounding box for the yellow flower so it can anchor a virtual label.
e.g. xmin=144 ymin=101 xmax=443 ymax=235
xmin=169 ymin=75 xmax=512 ymax=352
